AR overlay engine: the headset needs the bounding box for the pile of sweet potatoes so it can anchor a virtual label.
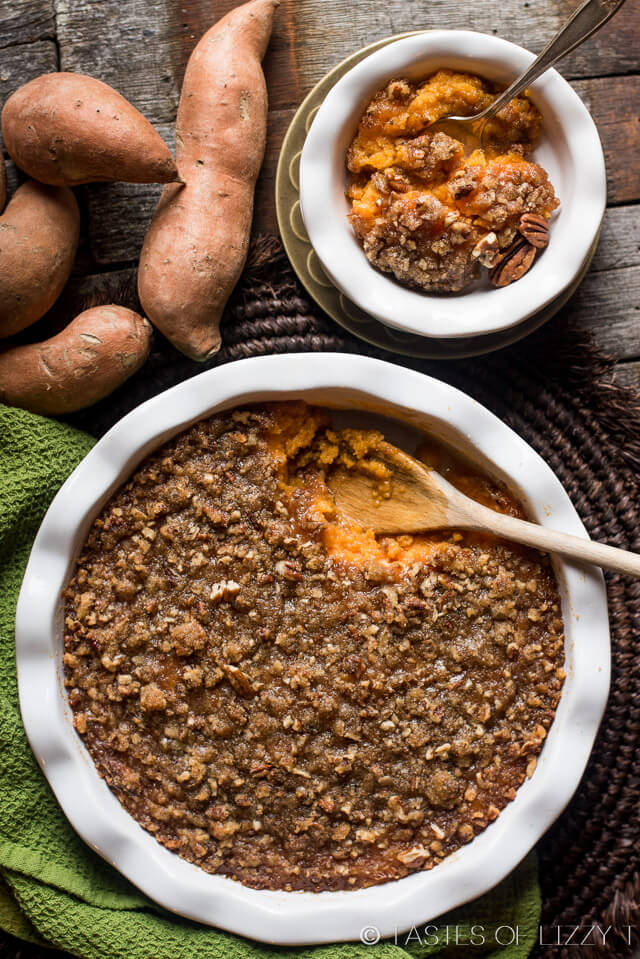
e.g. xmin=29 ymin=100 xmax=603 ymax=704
xmin=0 ymin=0 xmax=277 ymax=415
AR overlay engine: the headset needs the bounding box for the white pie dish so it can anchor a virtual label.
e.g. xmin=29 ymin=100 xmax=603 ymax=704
xmin=16 ymin=353 xmax=610 ymax=945
xmin=299 ymin=30 xmax=606 ymax=339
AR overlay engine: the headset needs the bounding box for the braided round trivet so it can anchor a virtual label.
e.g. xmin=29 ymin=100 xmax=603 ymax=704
xmin=3 ymin=238 xmax=639 ymax=959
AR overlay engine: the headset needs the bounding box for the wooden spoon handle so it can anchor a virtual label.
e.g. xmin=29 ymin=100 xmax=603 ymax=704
xmin=478 ymin=505 xmax=640 ymax=576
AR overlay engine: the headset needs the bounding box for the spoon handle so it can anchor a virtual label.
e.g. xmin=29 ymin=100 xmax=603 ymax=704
xmin=479 ymin=0 xmax=628 ymax=121
xmin=472 ymin=503 xmax=640 ymax=577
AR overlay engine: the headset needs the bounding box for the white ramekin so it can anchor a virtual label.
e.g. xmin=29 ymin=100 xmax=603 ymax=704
xmin=299 ymin=31 xmax=606 ymax=339
xmin=16 ymin=354 xmax=610 ymax=945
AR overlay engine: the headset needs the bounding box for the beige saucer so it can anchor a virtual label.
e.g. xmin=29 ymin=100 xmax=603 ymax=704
xmin=275 ymin=32 xmax=599 ymax=360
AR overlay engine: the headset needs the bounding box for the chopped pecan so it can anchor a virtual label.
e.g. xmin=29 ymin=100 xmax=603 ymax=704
xmin=275 ymin=559 xmax=302 ymax=581
xmin=518 ymin=213 xmax=550 ymax=249
xmin=386 ymin=79 xmax=412 ymax=101
xmin=210 ymin=580 xmax=240 ymax=605
xmin=449 ymin=167 xmax=479 ymax=199
xmin=489 ymin=239 xmax=536 ymax=288
xmin=471 ymin=231 xmax=500 ymax=268
xmin=250 ymin=761 xmax=273 ymax=778
xmin=397 ymin=845 xmax=429 ymax=865
xmin=222 ymin=664 xmax=255 ymax=698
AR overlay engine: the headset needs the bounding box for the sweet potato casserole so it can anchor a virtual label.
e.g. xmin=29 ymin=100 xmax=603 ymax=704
xmin=64 ymin=403 xmax=565 ymax=891
xmin=346 ymin=70 xmax=559 ymax=292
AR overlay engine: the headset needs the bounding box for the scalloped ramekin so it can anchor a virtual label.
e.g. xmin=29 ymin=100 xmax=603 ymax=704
xmin=16 ymin=354 xmax=610 ymax=945
xmin=299 ymin=31 xmax=606 ymax=339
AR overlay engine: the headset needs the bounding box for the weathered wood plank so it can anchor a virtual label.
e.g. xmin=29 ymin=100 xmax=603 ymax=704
xmin=0 ymin=0 xmax=55 ymax=49
xmin=265 ymin=0 xmax=640 ymax=113
xmin=0 ymin=39 xmax=58 ymax=108
xmin=591 ymin=206 xmax=640 ymax=274
xmin=564 ymin=264 xmax=640 ymax=361
xmin=84 ymin=122 xmax=174 ymax=264
xmin=86 ymin=181 xmax=162 ymax=265
xmin=265 ymin=0 xmax=558 ymax=113
xmin=559 ymin=0 xmax=640 ymax=79
xmin=254 ymin=108 xmax=295 ymax=236
xmin=52 ymin=0 xmax=640 ymax=124
xmin=572 ymin=77 xmax=640 ymax=205
xmin=53 ymin=0 xmax=183 ymax=124
xmin=53 ymin=0 xmax=294 ymax=125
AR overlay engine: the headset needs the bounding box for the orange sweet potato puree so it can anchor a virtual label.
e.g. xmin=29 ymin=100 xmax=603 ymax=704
xmin=266 ymin=402 xmax=524 ymax=572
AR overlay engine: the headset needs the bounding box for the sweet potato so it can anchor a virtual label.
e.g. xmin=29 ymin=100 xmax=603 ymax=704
xmin=0 ymin=180 xmax=80 ymax=338
xmin=2 ymin=73 xmax=178 ymax=186
xmin=0 ymin=154 xmax=6 ymax=213
xmin=0 ymin=306 xmax=152 ymax=415
xmin=138 ymin=0 xmax=278 ymax=361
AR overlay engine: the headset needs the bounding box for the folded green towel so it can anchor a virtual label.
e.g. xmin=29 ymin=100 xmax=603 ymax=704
xmin=0 ymin=404 xmax=541 ymax=959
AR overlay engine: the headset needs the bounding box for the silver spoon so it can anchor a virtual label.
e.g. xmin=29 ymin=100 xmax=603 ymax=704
xmin=429 ymin=0 xmax=628 ymax=151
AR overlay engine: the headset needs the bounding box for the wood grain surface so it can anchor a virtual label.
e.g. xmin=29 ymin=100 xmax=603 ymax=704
xmin=0 ymin=0 xmax=639 ymax=385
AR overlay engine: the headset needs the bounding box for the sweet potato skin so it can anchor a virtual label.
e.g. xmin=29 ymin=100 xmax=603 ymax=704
xmin=0 ymin=155 xmax=6 ymax=213
xmin=0 ymin=180 xmax=80 ymax=338
xmin=138 ymin=0 xmax=278 ymax=361
xmin=0 ymin=306 xmax=152 ymax=415
xmin=2 ymin=73 xmax=178 ymax=186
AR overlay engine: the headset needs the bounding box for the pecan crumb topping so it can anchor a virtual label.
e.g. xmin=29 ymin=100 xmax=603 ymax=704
xmin=346 ymin=70 xmax=558 ymax=295
xmin=64 ymin=403 xmax=565 ymax=892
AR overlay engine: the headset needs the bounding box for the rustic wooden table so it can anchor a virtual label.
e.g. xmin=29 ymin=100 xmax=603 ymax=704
xmin=1 ymin=0 xmax=639 ymax=385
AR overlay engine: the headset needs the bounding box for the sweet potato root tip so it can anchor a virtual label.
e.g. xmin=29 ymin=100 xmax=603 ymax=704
xmin=0 ymin=180 xmax=80 ymax=338
xmin=138 ymin=0 xmax=276 ymax=359
xmin=203 ymin=341 xmax=222 ymax=361
xmin=2 ymin=73 xmax=178 ymax=185
xmin=0 ymin=306 xmax=152 ymax=416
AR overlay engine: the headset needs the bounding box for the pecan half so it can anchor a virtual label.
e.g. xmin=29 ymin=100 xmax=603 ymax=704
xmin=489 ymin=239 xmax=537 ymax=288
xmin=518 ymin=213 xmax=550 ymax=249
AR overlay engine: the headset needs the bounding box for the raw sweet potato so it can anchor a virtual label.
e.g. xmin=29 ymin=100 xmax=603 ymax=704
xmin=0 ymin=306 xmax=152 ymax=415
xmin=0 ymin=155 xmax=6 ymax=213
xmin=0 ymin=180 xmax=80 ymax=338
xmin=2 ymin=73 xmax=178 ymax=186
xmin=138 ymin=0 xmax=278 ymax=361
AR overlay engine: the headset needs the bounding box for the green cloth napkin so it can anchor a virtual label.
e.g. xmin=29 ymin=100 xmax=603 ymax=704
xmin=0 ymin=403 xmax=541 ymax=959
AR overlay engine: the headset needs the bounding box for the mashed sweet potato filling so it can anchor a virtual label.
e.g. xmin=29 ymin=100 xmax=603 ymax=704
xmin=272 ymin=403 xmax=527 ymax=569
xmin=346 ymin=70 xmax=559 ymax=293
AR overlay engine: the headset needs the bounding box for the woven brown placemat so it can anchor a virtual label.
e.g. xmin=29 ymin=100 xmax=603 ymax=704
xmin=2 ymin=238 xmax=639 ymax=959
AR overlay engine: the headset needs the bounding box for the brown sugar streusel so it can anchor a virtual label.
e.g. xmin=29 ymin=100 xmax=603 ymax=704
xmin=347 ymin=70 xmax=559 ymax=293
xmin=63 ymin=402 xmax=565 ymax=892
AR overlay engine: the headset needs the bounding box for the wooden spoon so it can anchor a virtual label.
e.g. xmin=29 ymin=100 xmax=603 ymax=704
xmin=328 ymin=440 xmax=640 ymax=576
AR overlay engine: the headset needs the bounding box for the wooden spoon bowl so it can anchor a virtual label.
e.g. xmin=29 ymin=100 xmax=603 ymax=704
xmin=329 ymin=440 xmax=640 ymax=576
